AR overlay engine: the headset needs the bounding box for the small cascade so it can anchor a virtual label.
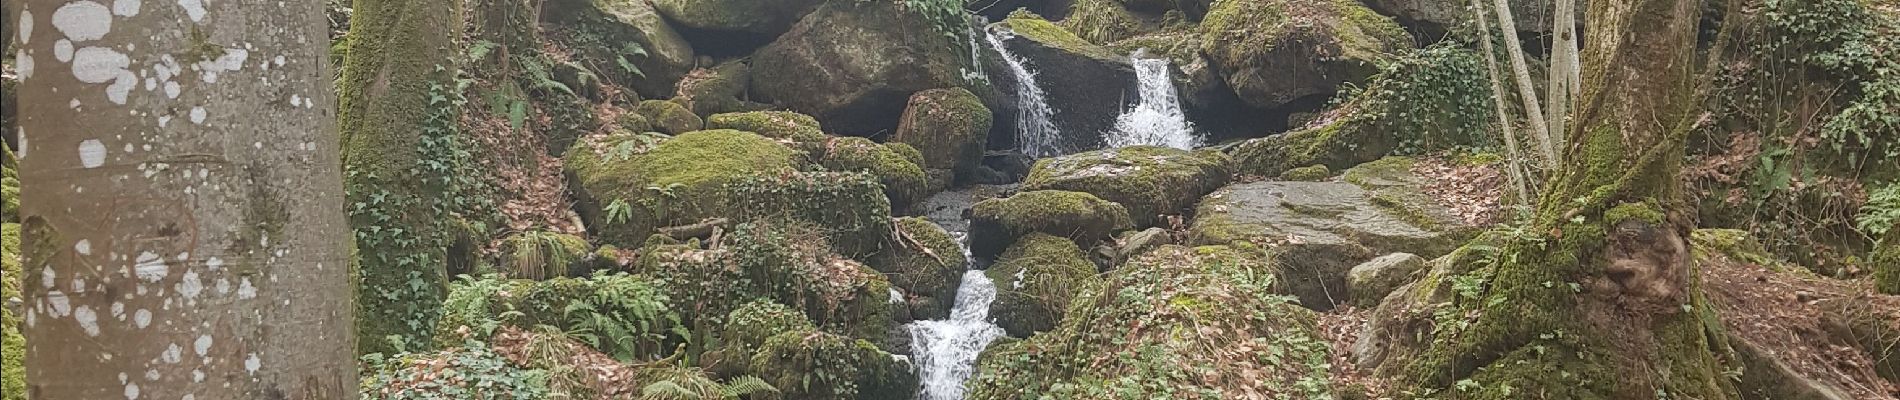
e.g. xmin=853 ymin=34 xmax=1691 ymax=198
xmin=1107 ymin=53 xmax=1202 ymax=149
xmin=907 ymin=188 xmax=1010 ymax=400
xmin=983 ymin=27 xmax=1062 ymax=157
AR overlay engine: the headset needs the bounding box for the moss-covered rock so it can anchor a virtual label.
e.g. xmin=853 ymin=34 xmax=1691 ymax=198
xmin=986 ymin=234 xmax=1100 ymax=337
xmin=751 ymin=0 xmax=985 ymax=135
xmin=650 ymin=0 xmax=822 ymax=37
xmin=707 ymin=111 xmax=827 ymax=143
xmin=968 ymin=190 xmax=1134 ymax=258
xmin=1279 ymin=164 xmax=1332 ymax=181
xmin=1022 ymin=146 xmax=1232 ymax=227
xmin=635 ymin=100 xmax=705 ymax=135
xmin=819 ymin=137 xmax=932 ymax=208
xmin=1 ymin=223 xmax=21 ymax=400
xmin=750 ymin=330 xmax=918 ymax=400
xmin=541 ymin=0 xmax=696 ymax=99
xmin=638 ymin=221 xmax=896 ymax=345
xmin=435 ymin=274 xmax=683 ymax=360
xmin=614 ymin=112 xmax=654 ymax=133
xmin=1231 ymin=116 xmax=1393 ymax=178
xmin=1200 ymin=0 xmax=1410 ymax=109
xmin=1063 ymin=0 xmax=1149 ymax=44
xmin=1875 ymin=227 xmax=1898 ymax=295
xmin=967 ymin=245 xmax=1332 ymax=399
xmin=565 ymin=130 xmax=802 ymax=246
xmin=705 ymin=300 xmax=819 ymax=376
xmin=673 ymin=60 xmax=774 ymax=118
xmin=726 ymin=171 xmax=895 ymax=259
xmin=873 ymin=218 xmax=967 ymax=320
xmin=893 ymin=88 xmax=994 ymax=178
xmin=1346 ymin=252 xmax=1426 ymax=307
xmin=991 ymin=13 xmax=1137 ymax=153
xmin=496 ymin=231 xmax=594 ymax=280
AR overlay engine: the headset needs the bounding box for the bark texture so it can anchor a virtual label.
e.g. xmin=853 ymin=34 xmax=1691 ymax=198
xmin=14 ymin=0 xmax=355 ymax=397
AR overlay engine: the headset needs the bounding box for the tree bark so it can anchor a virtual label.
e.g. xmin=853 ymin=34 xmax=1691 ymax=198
xmin=1493 ymin=0 xmax=1558 ymax=168
xmin=1877 ymin=227 xmax=1899 ymax=295
xmin=338 ymin=0 xmax=466 ymax=355
xmin=14 ymin=0 xmax=355 ymax=397
xmin=1398 ymin=0 xmax=1738 ymax=397
xmin=1474 ymin=0 xmax=1531 ymax=202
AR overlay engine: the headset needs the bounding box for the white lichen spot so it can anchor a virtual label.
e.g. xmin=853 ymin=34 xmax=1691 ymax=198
xmin=134 ymin=308 xmax=152 ymax=328
xmin=206 ymin=257 xmax=223 ymax=271
xmin=17 ymin=10 xmax=33 ymax=44
xmin=188 ymin=107 xmax=206 ymax=124
xmin=164 ymin=81 xmax=181 ymax=99
xmin=214 ymin=277 xmax=230 ymax=295
xmin=74 ymin=305 xmax=100 ymax=336
xmin=191 ymin=370 xmax=205 ymax=383
xmin=161 ymin=343 xmax=183 ymax=364
xmin=52 ymin=1 xmax=112 ymax=42
xmin=71 ymin=46 xmax=130 ymax=83
xmin=46 ymin=290 xmax=71 ymax=317
xmin=273 ymin=55 xmax=285 ymax=66
xmin=177 ymin=268 xmax=203 ymax=299
xmin=111 ymin=302 xmax=125 ymax=320
xmin=71 ymin=276 xmax=87 ymax=293
xmin=54 ymin=39 xmax=74 ymax=62
xmin=176 ymin=0 xmax=206 ymax=21
xmin=289 ymin=94 xmax=300 ymax=105
xmin=184 ymin=395 xmax=195 ymax=400
xmin=194 ymin=48 xmax=247 ymax=83
xmin=112 ymin=0 xmax=141 ymax=17
xmin=42 ymin=266 xmax=57 ymax=289
xmin=143 ymin=369 xmax=159 ymax=381
xmin=244 ymin=353 xmax=260 ymax=374
xmin=236 ymin=277 xmax=256 ymax=299
xmin=107 ymin=69 xmax=136 ymax=104
xmin=79 ymin=139 xmax=107 ymax=168
xmin=14 ymin=51 xmax=32 ymax=80
xmin=124 ymin=382 xmax=139 ymax=400
xmin=76 ymin=239 xmax=94 ymax=255
xmin=193 ymin=335 xmax=212 ymax=355
xmin=134 ymin=251 xmax=168 ymax=282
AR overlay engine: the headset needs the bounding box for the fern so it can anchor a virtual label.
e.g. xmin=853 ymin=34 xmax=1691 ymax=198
xmin=1857 ymin=182 xmax=1900 ymax=238
xmin=719 ymin=375 xmax=779 ymax=398
xmin=604 ymin=199 xmax=636 ymax=227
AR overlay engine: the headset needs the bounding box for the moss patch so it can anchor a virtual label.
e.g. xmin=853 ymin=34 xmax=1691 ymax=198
xmin=565 ymin=130 xmax=802 ymax=247
xmin=818 ymin=137 xmax=931 ymax=207
xmin=985 ymin=233 xmax=1100 ymax=337
xmin=1279 ymin=164 xmax=1332 ymax=181
xmin=872 ymin=217 xmax=966 ymax=320
xmin=1002 ymin=10 xmax=1123 ymax=61
xmin=1 ymin=223 xmax=21 ymax=400
xmin=706 ymin=111 xmax=827 ymax=143
xmin=969 ymin=190 xmax=1135 ymax=258
xmin=892 ymin=87 xmax=992 ymax=176
xmin=636 ymin=100 xmax=705 ymax=134
xmin=1023 ymin=146 xmax=1233 ymax=227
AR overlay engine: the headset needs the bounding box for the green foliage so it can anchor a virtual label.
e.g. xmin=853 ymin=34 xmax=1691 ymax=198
xmin=359 ymin=342 xmax=551 ymax=400
xmin=1332 ymin=44 xmax=1496 ymax=154
xmin=1858 ymin=182 xmax=1900 ymax=238
xmin=634 ymin=365 xmax=779 ymax=400
xmin=1 ymin=223 xmax=21 ymax=400
xmin=500 ymin=231 xmax=592 ymax=280
xmin=725 ymin=170 xmax=894 ymax=258
xmin=1761 ymin=0 xmax=1900 ymax=164
xmin=438 ymin=274 xmax=686 ymax=362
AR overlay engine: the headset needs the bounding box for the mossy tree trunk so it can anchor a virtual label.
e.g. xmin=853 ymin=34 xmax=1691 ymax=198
xmin=339 ymin=0 xmax=467 ymax=355
xmin=14 ymin=0 xmax=354 ymax=395
xmin=1876 ymin=226 xmax=1899 ymax=295
xmin=1396 ymin=0 xmax=1741 ymax=398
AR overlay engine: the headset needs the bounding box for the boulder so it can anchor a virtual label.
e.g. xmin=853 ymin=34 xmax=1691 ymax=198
xmin=635 ymin=100 xmax=705 ymax=134
xmin=725 ymin=171 xmax=895 ymax=259
xmin=1200 ymin=0 xmax=1411 ymax=109
xmin=969 ymin=190 xmax=1135 ymax=259
xmin=614 ymin=112 xmax=654 ymax=133
xmin=1062 ymin=0 xmax=1150 ymax=44
xmin=1351 ymin=238 xmax=1495 ymax=371
xmin=1364 ymin=0 xmax=1560 ymax=37
xmin=706 ymin=111 xmax=826 ymax=143
xmin=750 ymin=0 xmax=984 ymax=135
xmin=966 ymin=245 xmax=1329 ymax=398
xmin=672 ymin=60 xmax=773 ymax=117
xmin=986 ymin=233 xmax=1100 ymax=337
xmin=1730 ymin=336 xmax=1855 ymax=400
xmin=541 ymin=0 xmax=695 ymax=99
xmin=565 ymin=130 xmax=801 ymax=246
xmin=1188 ymin=180 xmax=1474 ymax=309
xmin=893 ymin=88 xmax=994 ymax=179
xmin=650 ymin=0 xmax=822 ymax=38
xmin=751 ymin=330 xmax=918 ymax=400
xmin=1278 ymin=164 xmax=1332 ymax=181
xmin=819 ymin=137 xmax=932 ymax=208
xmin=707 ymin=300 xmax=817 ymax=377
xmin=1346 ymin=252 xmax=1426 ymax=307
xmin=1095 ymin=227 xmax=1174 ymax=266
xmin=1023 ymin=146 xmax=1232 ymax=227
xmin=1229 ymin=116 xmax=1396 ymax=178
xmin=873 ymin=218 xmax=969 ymax=320
xmin=638 ymin=221 xmax=897 ymax=344
xmin=991 ymin=13 xmax=1135 ymax=153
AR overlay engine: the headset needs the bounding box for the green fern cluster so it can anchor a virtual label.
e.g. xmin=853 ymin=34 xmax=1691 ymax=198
xmin=438 ymin=274 xmax=687 ymax=362
xmin=500 ymin=231 xmax=591 ymax=280
xmin=635 ymin=365 xmax=779 ymax=400
xmin=359 ymin=342 xmax=552 ymax=400
xmin=1858 ymin=182 xmax=1900 ymax=238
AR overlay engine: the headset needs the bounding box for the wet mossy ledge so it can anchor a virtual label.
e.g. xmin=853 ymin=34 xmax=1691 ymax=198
xmin=1023 ymin=146 xmax=1234 ymax=227
xmin=985 ymin=233 xmax=1101 ymax=337
xmin=968 ymin=190 xmax=1134 ymax=259
xmin=563 ymin=129 xmax=802 ymax=247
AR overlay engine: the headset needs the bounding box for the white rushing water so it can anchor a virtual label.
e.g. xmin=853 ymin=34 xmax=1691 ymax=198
xmin=908 ymin=232 xmax=1005 ymax=400
xmin=1107 ymin=53 xmax=1202 ymax=149
xmin=984 ymin=27 xmax=1063 ymax=157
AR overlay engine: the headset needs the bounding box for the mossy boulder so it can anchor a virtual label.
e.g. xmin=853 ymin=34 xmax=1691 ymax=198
xmin=636 ymin=221 xmax=896 ymax=345
xmin=1279 ymin=164 xmax=1332 ymax=181
xmin=1875 ymin=229 xmax=1898 ymax=295
xmin=565 ymin=130 xmax=802 ymax=246
xmin=968 ymin=190 xmax=1134 ymax=258
xmin=1366 ymin=0 xmax=1559 ymax=37
xmin=991 ymin=13 xmax=1136 ymax=153
xmin=818 ymin=137 xmax=933 ymax=208
xmin=1200 ymin=0 xmax=1410 ymax=109
xmin=1230 ymin=118 xmax=1396 ymax=178
xmin=541 ymin=0 xmax=695 ymax=99
xmin=673 ymin=60 xmax=774 ymax=118
xmin=614 ymin=112 xmax=654 ymax=133
xmin=985 ymin=234 xmax=1100 ymax=337
xmin=1189 ymin=180 xmax=1475 ymax=309
xmin=650 ymin=0 xmax=822 ymax=37
xmin=635 ymin=100 xmax=705 ymax=135
xmin=706 ymin=300 xmax=819 ymax=376
xmin=1346 ymin=252 xmax=1426 ymax=307
xmin=726 ymin=171 xmax=895 ymax=259
xmin=1063 ymin=0 xmax=1149 ymax=44
xmin=893 ymin=88 xmax=994 ymax=178
xmin=751 ymin=0 xmax=983 ymax=135
xmin=495 ymin=231 xmax=594 ymax=280
xmin=750 ymin=330 xmax=919 ymax=400
xmin=707 ymin=111 xmax=827 ymax=143
xmin=2 ymin=223 xmax=21 ymax=400
xmin=873 ymin=218 xmax=967 ymax=320
xmin=1022 ymin=146 xmax=1233 ymax=227
xmin=967 ymin=245 xmax=1333 ymax=399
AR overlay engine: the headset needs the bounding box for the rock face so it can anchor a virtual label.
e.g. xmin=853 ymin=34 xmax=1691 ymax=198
xmin=564 ymin=130 xmax=801 ymax=246
xmin=542 ymin=0 xmax=695 ymax=99
xmin=635 ymin=100 xmax=705 ymax=134
xmin=893 ymin=88 xmax=994 ymax=180
xmin=751 ymin=0 xmax=982 ymax=135
xmin=673 ymin=60 xmax=774 ymax=117
xmin=1199 ymin=0 xmax=1411 ymax=109
xmin=874 ymin=218 xmax=968 ymax=320
xmin=819 ymin=137 xmax=933 ymax=208
xmin=1188 ymin=180 xmax=1472 ymax=309
xmin=706 ymin=111 xmax=827 ymax=142
xmin=1364 ymin=0 xmax=1559 ymax=36
xmin=1346 ymin=252 xmax=1426 ymax=307
xmin=650 ymin=0 xmax=823 ymax=37
xmin=992 ymin=14 xmax=1136 ymax=152
xmin=967 ymin=245 xmax=1331 ymax=398
xmin=986 ymin=233 xmax=1100 ymax=337
xmin=1023 ymin=146 xmax=1233 ymax=227
xmin=968 ymin=190 xmax=1135 ymax=258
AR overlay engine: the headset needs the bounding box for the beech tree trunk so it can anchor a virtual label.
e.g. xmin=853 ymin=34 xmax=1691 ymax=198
xmin=13 ymin=0 xmax=355 ymax=397
xmin=1492 ymin=0 xmax=1557 ymax=167
xmin=1398 ymin=0 xmax=1738 ymax=397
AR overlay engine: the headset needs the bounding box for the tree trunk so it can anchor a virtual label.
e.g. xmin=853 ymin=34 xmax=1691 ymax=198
xmin=1493 ymin=0 xmax=1557 ymax=168
xmin=1473 ymin=0 xmax=1530 ymax=202
xmin=1398 ymin=0 xmax=1739 ymax=397
xmin=1877 ymin=227 xmax=1899 ymax=295
xmin=338 ymin=0 xmax=466 ymax=355
xmin=14 ymin=0 xmax=355 ymax=397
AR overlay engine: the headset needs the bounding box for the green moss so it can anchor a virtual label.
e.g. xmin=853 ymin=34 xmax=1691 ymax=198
xmin=638 ymin=220 xmax=893 ymax=345
xmin=435 ymin=274 xmax=683 ymax=360
xmin=819 ymin=137 xmax=931 ymax=207
xmin=724 ymin=171 xmax=894 ymax=259
xmin=705 ymin=111 xmax=827 ymax=142
xmin=892 ymin=87 xmax=991 ymax=178
xmin=707 ymin=300 xmax=819 ymax=376
xmin=1023 ymin=146 xmax=1234 ymax=227
xmin=969 ymin=190 xmax=1135 ymax=257
xmin=1 ymin=223 xmax=20 ymax=400
xmin=1875 ymin=230 xmax=1899 ymax=294
xmin=749 ymin=330 xmax=915 ymax=400
xmin=614 ymin=112 xmax=654 ymax=133
xmin=565 ymin=130 xmax=802 ymax=246
xmin=497 ymin=231 xmax=593 ymax=280
xmin=1002 ymin=10 xmax=1122 ymax=61
xmin=873 ymin=218 xmax=966 ymax=319
xmin=1060 ymin=0 xmax=1146 ymax=44
xmin=986 ymin=233 xmax=1099 ymax=337
xmin=1279 ymin=164 xmax=1332 ymax=181
xmin=1604 ymin=202 xmax=1666 ymax=226
xmin=636 ymin=99 xmax=705 ymax=134
xmin=1342 ymin=156 xmax=1416 ymax=188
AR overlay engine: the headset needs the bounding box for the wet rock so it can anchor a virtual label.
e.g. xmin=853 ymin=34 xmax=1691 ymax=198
xmin=1095 ymin=227 xmax=1174 ymax=267
xmin=990 ymin=13 xmax=1136 ymax=152
xmin=986 ymin=233 xmax=1100 ymax=337
xmin=1023 ymin=146 xmax=1232 ymax=227
xmin=873 ymin=218 xmax=969 ymax=320
xmin=751 ymin=0 xmax=984 ymax=135
xmin=969 ymin=190 xmax=1135 ymax=259
xmin=541 ymin=0 xmax=695 ymax=99
xmin=1346 ymin=252 xmax=1426 ymax=307
xmin=983 ymin=151 xmax=1037 ymax=182
xmin=1199 ymin=0 xmax=1411 ymax=109
xmin=673 ymin=60 xmax=774 ymax=117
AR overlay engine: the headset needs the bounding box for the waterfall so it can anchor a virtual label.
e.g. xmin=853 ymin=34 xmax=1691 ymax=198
xmin=1107 ymin=53 xmax=1202 ymax=149
xmin=907 ymin=187 xmax=1008 ymax=400
xmin=984 ymin=27 xmax=1062 ymax=157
